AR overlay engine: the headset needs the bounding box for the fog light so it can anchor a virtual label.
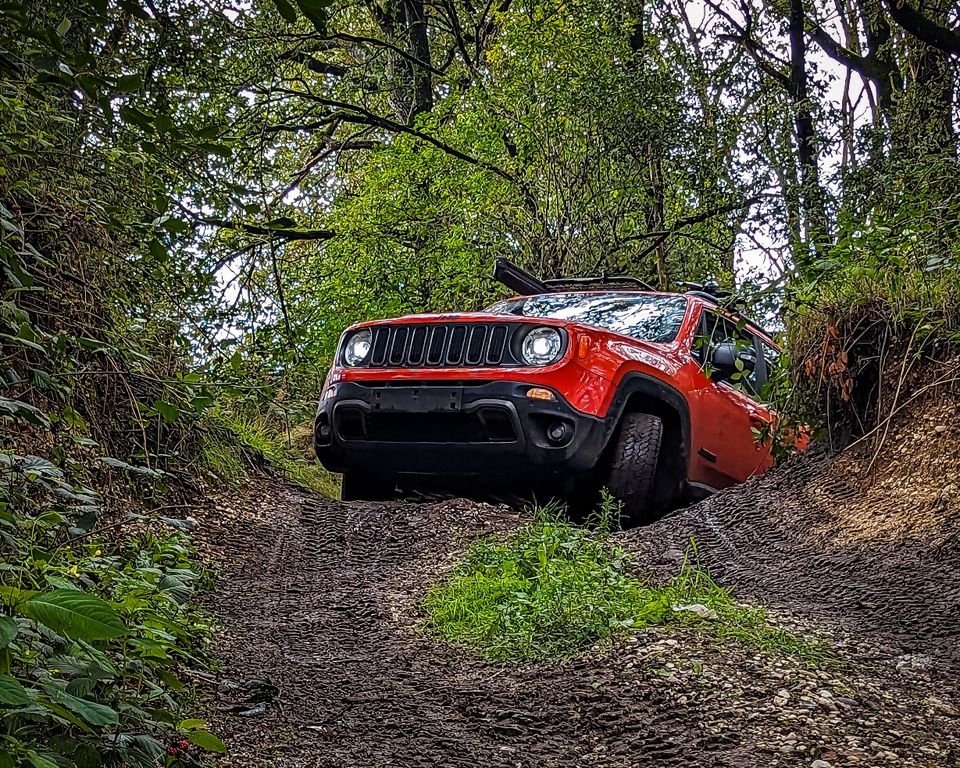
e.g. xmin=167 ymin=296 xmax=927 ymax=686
xmin=318 ymin=425 xmax=331 ymax=438
xmin=323 ymin=386 xmax=337 ymax=401
xmin=526 ymin=387 xmax=556 ymax=401
xmin=547 ymin=420 xmax=571 ymax=444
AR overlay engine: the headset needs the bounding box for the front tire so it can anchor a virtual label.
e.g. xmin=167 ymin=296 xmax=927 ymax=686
xmin=606 ymin=412 xmax=664 ymax=525
xmin=340 ymin=471 xmax=395 ymax=502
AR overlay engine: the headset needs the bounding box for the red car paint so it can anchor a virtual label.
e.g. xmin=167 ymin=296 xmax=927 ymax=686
xmin=323 ymin=291 xmax=788 ymax=494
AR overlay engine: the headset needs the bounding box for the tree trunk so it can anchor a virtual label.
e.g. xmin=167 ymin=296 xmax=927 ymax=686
xmin=370 ymin=0 xmax=434 ymax=123
xmin=404 ymin=0 xmax=433 ymax=121
xmin=787 ymin=0 xmax=829 ymax=274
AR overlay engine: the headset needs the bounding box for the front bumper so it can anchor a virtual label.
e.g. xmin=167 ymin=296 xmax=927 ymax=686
xmin=314 ymin=380 xmax=610 ymax=479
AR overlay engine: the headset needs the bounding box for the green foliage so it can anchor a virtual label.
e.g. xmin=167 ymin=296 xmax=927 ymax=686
xmin=423 ymin=504 xmax=822 ymax=662
xmin=0 ymin=9 xmax=236 ymax=751
xmin=0 ymin=450 xmax=220 ymax=767
xmin=23 ymin=591 xmax=126 ymax=643
xmin=783 ymin=163 xmax=960 ymax=433
xmin=211 ymin=0 xmax=743 ymax=380
xmin=200 ymin=407 xmax=339 ymax=498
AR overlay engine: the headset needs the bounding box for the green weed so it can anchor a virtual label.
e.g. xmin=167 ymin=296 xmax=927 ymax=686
xmin=0 ymin=452 xmax=224 ymax=766
xmin=423 ymin=503 xmax=824 ymax=663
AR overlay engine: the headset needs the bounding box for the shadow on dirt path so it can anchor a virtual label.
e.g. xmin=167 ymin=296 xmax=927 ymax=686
xmin=197 ymin=481 xmax=959 ymax=768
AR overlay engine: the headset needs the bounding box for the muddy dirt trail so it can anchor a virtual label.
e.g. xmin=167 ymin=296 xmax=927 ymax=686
xmin=197 ymin=479 xmax=960 ymax=768
xmin=624 ymin=394 xmax=960 ymax=670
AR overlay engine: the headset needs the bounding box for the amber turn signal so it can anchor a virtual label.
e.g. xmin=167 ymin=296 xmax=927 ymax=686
xmin=577 ymin=335 xmax=592 ymax=359
xmin=526 ymin=387 xmax=556 ymax=401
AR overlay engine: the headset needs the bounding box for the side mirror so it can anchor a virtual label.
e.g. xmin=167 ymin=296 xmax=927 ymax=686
xmin=710 ymin=341 xmax=757 ymax=382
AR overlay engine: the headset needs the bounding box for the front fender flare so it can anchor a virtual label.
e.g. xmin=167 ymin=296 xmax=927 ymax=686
xmin=598 ymin=372 xmax=691 ymax=475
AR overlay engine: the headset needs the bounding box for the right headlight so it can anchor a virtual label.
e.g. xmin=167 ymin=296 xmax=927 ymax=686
xmin=342 ymin=328 xmax=372 ymax=366
xmin=520 ymin=326 xmax=564 ymax=366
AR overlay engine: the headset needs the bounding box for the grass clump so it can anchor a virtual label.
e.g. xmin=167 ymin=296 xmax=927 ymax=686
xmin=423 ymin=503 xmax=823 ymax=662
xmin=200 ymin=409 xmax=339 ymax=498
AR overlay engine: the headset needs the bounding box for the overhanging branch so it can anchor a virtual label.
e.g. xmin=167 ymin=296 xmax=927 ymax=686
xmin=885 ymin=0 xmax=960 ymax=56
xmin=269 ymin=89 xmax=519 ymax=186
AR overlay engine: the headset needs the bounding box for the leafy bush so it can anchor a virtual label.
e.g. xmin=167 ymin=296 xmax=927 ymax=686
xmin=784 ymin=174 xmax=960 ymax=436
xmin=423 ymin=505 xmax=821 ymax=662
xmin=0 ymin=454 xmax=223 ymax=768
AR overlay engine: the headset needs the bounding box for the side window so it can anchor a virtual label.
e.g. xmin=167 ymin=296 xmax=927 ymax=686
xmin=695 ymin=310 xmax=762 ymax=398
xmin=691 ymin=310 xmax=726 ymax=364
xmin=761 ymin=342 xmax=780 ymax=376
xmin=758 ymin=341 xmax=781 ymax=399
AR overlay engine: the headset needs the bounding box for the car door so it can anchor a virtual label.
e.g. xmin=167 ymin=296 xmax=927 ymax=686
xmin=688 ymin=310 xmax=774 ymax=489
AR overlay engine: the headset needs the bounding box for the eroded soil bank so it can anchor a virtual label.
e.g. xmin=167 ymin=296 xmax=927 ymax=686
xmin=624 ymin=392 xmax=960 ymax=670
xmin=193 ymin=474 xmax=959 ymax=768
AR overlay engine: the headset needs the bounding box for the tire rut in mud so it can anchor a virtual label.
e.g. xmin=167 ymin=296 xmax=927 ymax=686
xmin=202 ymin=485 xmax=760 ymax=768
xmin=622 ymin=440 xmax=960 ymax=673
xmin=202 ymin=476 xmax=960 ymax=768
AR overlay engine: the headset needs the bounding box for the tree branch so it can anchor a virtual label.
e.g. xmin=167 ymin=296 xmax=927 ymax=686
xmin=806 ymin=23 xmax=875 ymax=77
xmin=705 ymin=0 xmax=790 ymax=89
xmin=327 ymin=32 xmax=450 ymax=76
xmin=615 ymin=196 xmax=762 ymax=263
xmin=269 ymin=89 xmax=519 ymax=186
xmin=884 ymin=0 xmax=960 ymax=56
xmin=196 ymin=216 xmax=336 ymax=242
xmin=279 ymin=51 xmax=349 ymax=78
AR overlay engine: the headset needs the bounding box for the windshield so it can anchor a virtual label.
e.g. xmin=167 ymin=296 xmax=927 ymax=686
xmin=487 ymin=293 xmax=689 ymax=344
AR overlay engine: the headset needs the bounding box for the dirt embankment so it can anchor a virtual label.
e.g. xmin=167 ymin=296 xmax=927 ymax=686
xmin=192 ymin=375 xmax=960 ymax=768
xmin=623 ymin=386 xmax=960 ymax=671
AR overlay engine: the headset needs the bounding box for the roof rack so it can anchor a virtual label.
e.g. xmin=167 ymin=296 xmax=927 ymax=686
xmin=544 ymin=274 xmax=655 ymax=291
xmin=493 ymin=258 xmax=655 ymax=295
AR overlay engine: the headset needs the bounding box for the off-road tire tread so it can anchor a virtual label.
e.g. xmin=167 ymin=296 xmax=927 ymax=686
xmin=607 ymin=412 xmax=663 ymax=523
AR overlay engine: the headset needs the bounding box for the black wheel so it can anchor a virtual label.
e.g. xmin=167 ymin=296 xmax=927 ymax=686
xmin=606 ymin=412 xmax=664 ymax=525
xmin=340 ymin=471 xmax=395 ymax=501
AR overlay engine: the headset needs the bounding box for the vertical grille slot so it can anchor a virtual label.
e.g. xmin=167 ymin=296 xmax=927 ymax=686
xmin=370 ymin=328 xmax=389 ymax=366
xmin=486 ymin=324 xmax=508 ymax=364
xmin=426 ymin=325 xmax=448 ymax=365
xmin=465 ymin=326 xmax=488 ymax=364
xmin=388 ymin=326 xmax=410 ymax=366
xmin=446 ymin=325 xmax=467 ymax=365
xmin=408 ymin=325 xmax=428 ymax=366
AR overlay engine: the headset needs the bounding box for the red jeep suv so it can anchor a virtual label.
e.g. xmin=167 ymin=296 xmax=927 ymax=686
xmin=315 ymin=260 xmax=786 ymax=521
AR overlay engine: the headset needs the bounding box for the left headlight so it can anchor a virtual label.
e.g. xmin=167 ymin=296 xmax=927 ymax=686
xmin=520 ymin=327 xmax=564 ymax=366
xmin=342 ymin=328 xmax=373 ymax=366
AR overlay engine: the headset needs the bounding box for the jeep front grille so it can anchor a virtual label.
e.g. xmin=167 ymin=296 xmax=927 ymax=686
xmin=363 ymin=323 xmax=522 ymax=368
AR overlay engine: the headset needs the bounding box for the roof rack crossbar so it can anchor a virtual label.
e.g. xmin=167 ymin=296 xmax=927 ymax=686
xmin=543 ymin=274 xmax=655 ymax=291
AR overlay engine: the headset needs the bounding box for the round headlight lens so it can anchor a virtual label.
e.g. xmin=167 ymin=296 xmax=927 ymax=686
xmin=343 ymin=329 xmax=372 ymax=366
xmin=520 ymin=327 xmax=564 ymax=366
